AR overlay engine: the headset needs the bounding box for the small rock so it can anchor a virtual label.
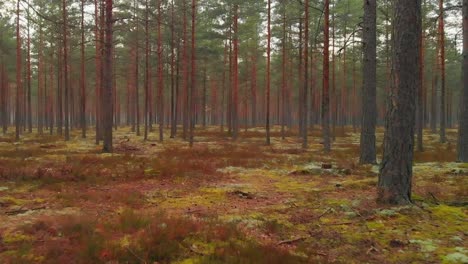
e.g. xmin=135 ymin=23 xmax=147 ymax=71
xmin=322 ymin=163 xmax=333 ymax=169
xmin=342 ymin=168 xmax=352 ymax=175
xmin=389 ymin=239 xmax=406 ymax=248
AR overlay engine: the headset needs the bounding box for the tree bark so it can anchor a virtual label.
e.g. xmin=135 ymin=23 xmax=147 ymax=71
xmin=15 ymin=0 xmax=21 ymax=141
xmin=157 ymin=0 xmax=164 ymax=142
xmin=438 ymin=0 xmax=446 ymax=143
xmin=302 ymin=0 xmax=309 ymax=149
xmin=458 ymin=0 xmax=468 ymax=162
xmin=102 ymin=0 xmax=113 ymax=152
xmin=322 ymin=0 xmax=331 ymax=152
xmin=266 ymin=0 xmax=271 ymax=145
xmin=26 ymin=1 xmax=32 ymax=133
xmin=360 ymin=0 xmax=377 ymax=164
xmin=63 ymin=0 xmax=70 ymax=141
xmin=232 ymin=4 xmax=239 ymax=140
xmin=378 ymin=0 xmax=421 ymax=205
xmin=81 ymin=0 xmax=86 ymax=138
xmin=189 ymin=0 xmax=196 ymax=147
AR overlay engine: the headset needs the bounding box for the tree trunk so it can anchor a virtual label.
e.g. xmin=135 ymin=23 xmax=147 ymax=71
xmin=102 ymin=0 xmax=113 ymax=152
xmin=189 ymin=0 xmax=196 ymax=147
xmin=144 ymin=0 xmax=149 ymax=140
xmin=360 ymin=0 xmax=377 ymax=164
xmin=63 ymin=0 xmax=70 ymax=141
xmin=170 ymin=0 xmax=176 ymax=138
xmin=182 ymin=0 xmax=188 ymax=140
xmin=15 ymin=0 xmax=21 ymax=141
xmin=378 ymin=0 xmax=421 ymax=205
xmin=439 ymin=0 xmax=446 ymax=143
xmin=26 ymin=1 xmax=32 ymax=133
xmin=322 ymin=0 xmax=331 ymax=152
xmin=135 ymin=0 xmax=140 ymax=137
xmin=94 ymin=0 xmax=101 ymax=144
xmin=266 ymin=0 xmax=271 ymax=145
xmin=157 ymin=0 xmax=164 ymax=142
xmin=458 ymin=0 xmax=468 ymax=162
xmin=302 ymin=0 xmax=309 ymax=149
xmin=281 ymin=4 xmax=287 ymax=140
xmin=81 ymin=0 xmax=86 ymax=138
xmin=232 ymin=4 xmax=239 ymax=140
xmin=417 ymin=21 xmax=424 ymax=152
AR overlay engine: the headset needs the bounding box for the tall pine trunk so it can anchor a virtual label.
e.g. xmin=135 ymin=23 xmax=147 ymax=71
xmin=266 ymin=0 xmax=271 ymax=145
xmin=102 ymin=0 xmax=113 ymax=152
xmin=232 ymin=4 xmax=239 ymax=140
xmin=189 ymin=0 xmax=196 ymax=146
xmin=378 ymin=0 xmax=421 ymax=205
xmin=360 ymin=0 xmax=377 ymax=164
xmin=322 ymin=0 xmax=331 ymax=152
xmin=15 ymin=0 xmax=21 ymax=141
xmin=81 ymin=0 xmax=86 ymax=138
xmin=458 ymin=0 xmax=468 ymax=162
xmin=63 ymin=0 xmax=70 ymax=141
xmin=438 ymin=0 xmax=446 ymax=143
xmin=157 ymin=0 xmax=164 ymax=142
xmin=302 ymin=0 xmax=309 ymax=149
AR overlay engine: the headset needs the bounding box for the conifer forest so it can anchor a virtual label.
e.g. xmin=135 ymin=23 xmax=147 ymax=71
xmin=0 ymin=0 xmax=467 ymax=263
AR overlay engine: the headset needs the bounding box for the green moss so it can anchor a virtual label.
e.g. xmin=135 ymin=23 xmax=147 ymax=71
xmin=3 ymin=231 xmax=34 ymax=244
xmin=366 ymin=221 xmax=385 ymax=230
xmin=0 ymin=196 xmax=29 ymax=206
xmin=431 ymin=205 xmax=466 ymax=222
xmin=442 ymin=252 xmax=468 ymax=263
xmin=409 ymin=239 xmax=438 ymax=252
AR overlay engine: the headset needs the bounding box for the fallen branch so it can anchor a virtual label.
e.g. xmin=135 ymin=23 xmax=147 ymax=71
xmin=316 ymin=207 xmax=332 ymax=219
xmin=278 ymin=236 xmax=307 ymax=245
xmin=324 ymin=222 xmax=354 ymax=226
xmin=5 ymin=206 xmax=46 ymax=216
xmin=428 ymin=192 xmax=440 ymax=205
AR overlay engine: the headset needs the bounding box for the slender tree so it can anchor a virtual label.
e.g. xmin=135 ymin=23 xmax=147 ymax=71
xmin=322 ymin=0 xmax=331 ymax=152
xmin=232 ymin=4 xmax=239 ymax=140
xmin=144 ymin=0 xmax=149 ymax=140
xmin=438 ymin=0 xmax=446 ymax=143
xmin=458 ymin=0 xmax=468 ymax=162
xmin=15 ymin=0 xmax=21 ymax=141
xmin=63 ymin=0 xmax=70 ymax=141
xmin=157 ymin=0 xmax=164 ymax=142
xmin=360 ymin=0 xmax=377 ymax=164
xmin=378 ymin=0 xmax=421 ymax=204
xmin=266 ymin=0 xmax=271 ymax=145
xmin=94 ymin=0 xmax=101 ymax=144
xmin=26 ymin=0 xmax=32 ymax=133
xmin=189 ymin=0 xmax=196 ymax=147
xmin=302 ymin=0 xmax=309 ymax=149
xmin=102 ymin=0 xmax=114 ymax=152
xmin=81 ymin=0 xmax=86 ymax=138
xmin=281 ymin=2 xmax=287 ymax=140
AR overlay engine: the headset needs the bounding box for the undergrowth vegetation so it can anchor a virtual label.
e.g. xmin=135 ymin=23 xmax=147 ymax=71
xmin=0 ymin=126 xmax=466 ymax=263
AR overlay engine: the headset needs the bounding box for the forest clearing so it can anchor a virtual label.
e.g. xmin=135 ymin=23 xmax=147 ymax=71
xmin=0 ymin=0 xmax=467 ymax=262
xmin=0 ymin=127 xmax=466 ymax=263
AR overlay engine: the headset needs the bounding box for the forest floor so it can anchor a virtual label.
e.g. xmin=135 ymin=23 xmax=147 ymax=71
xmin=0 ymin=126 xmax=466 ymax=263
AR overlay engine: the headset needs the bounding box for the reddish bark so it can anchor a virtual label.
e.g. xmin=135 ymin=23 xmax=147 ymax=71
xmin=102 ymin=0 xmax=113 ymax=152
xmin=157 ymin=0 xmax=164 ymax=142
xmin=81 ymin=0 xmax=86 ymax=138
xmin=232 ymin=4 xmax=239 ymax=140
xmin=189 ymin=0 xmax=196 ymax=146
xmin=322 ymin=0 xmax=331 ymax=152
xmin=15 ymin=0 xmax=21 ymax=141
xmin=266 ymin=0 xmax=271 ymax=145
